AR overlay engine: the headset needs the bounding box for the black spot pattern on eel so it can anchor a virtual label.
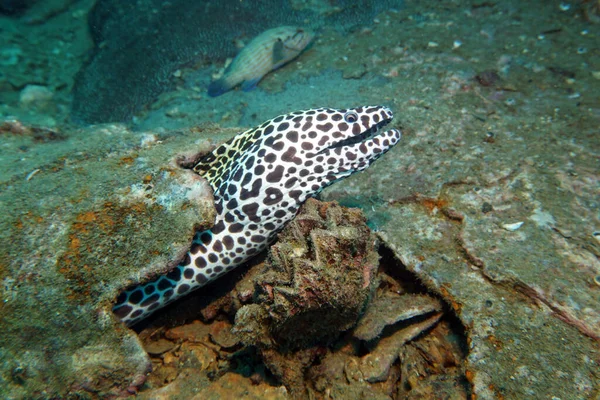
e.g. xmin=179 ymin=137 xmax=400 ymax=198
xmin=113 ymin=106 xmax=402 ymax=326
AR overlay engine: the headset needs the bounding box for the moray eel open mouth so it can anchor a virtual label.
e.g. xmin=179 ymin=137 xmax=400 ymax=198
xmin=325 ymin=111 xmax=396 ymax=151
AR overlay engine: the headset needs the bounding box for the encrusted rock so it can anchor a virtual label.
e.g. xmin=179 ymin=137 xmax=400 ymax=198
xmin=358 ymin=312 xmax=442 ymax=382
xmin=143 ymin=338 xmax=176 ymax=356
xmin=231 ymin=198 xmax=379 ymax=395
xmin=191 ymin=372 xmax=289 ymax=400
xmin=234 ymin=198 xmax=379 ymax=349
xmin=0 ymin=122 xmax=219 ymax=398
xmin=353 ymin=292 xmax=443 ymax=341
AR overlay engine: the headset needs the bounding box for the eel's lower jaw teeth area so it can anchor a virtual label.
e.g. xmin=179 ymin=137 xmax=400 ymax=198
xmin=326 ymin=119 xmax=393 ymax=150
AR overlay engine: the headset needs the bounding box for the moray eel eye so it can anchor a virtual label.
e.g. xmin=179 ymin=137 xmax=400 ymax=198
xmin=344 ymin=111 xmax=359 ymax=123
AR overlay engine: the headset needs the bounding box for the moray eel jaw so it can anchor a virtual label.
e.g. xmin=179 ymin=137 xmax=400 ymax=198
xmin=310 ymin=107 xmax=401 ymax=181
xmin=113 ymin=106 xmax=401 ymax=326
xmin=320 ymin=109 xmax=394 ymax=151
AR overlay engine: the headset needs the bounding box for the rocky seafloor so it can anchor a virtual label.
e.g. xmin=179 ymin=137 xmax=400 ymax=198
xmin=0 ymin=0 xmax=599 ymax=399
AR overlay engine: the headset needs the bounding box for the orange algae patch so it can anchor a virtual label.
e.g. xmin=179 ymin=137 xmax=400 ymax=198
xmin=58 ymin=201 xmax=154 ymax=302
xmin=465 ymin=369 xmax=475 ymax=383
xmin=439 ymin=285 xmax=463 ymax=314
xmin=119 ymin=155 xmax=137 ymax=165
xmin=420 ymin=197 xmax=448 ymax=213
xmin=389 ymin=195 xmax=452 ymax=217
xmin=486 ymin=335 xmax=504 ymax=350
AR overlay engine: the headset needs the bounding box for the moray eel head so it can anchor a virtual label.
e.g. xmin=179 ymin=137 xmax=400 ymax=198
xmin=195 ymin=105 xmax=401 ymax=205
xmin=302 ymin=106 xmax=401 ymax=184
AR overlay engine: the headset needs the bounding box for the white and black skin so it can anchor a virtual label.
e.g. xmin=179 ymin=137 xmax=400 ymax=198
xmin=113 ymin=106 xmax=402 ymax=326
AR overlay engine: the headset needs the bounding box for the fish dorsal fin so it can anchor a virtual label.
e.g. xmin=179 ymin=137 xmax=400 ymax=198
xmin=193 ymin=126 xmax=261 ymax=192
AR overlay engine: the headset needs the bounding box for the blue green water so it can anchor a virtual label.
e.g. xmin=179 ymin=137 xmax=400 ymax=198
xmin=1 ymin=1 xmax=599 ymax=398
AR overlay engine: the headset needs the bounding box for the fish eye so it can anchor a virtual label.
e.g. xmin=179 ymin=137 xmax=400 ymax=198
xmin=344 ymin=111 xmax=358 ymax=123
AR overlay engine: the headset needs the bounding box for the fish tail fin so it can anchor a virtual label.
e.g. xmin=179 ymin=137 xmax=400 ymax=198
xmin=207 ymin=78 xmax=232 ymax=97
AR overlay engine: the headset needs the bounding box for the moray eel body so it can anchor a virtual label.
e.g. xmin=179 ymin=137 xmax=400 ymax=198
xmin=207 ymin=26 xmax=313 ymax=97
xmin=114 ymin=106 xmax=402 ymax=326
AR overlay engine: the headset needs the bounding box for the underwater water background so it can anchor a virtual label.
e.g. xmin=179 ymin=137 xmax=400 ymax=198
xmin=0 ymin=0 xmax=599 ymax=398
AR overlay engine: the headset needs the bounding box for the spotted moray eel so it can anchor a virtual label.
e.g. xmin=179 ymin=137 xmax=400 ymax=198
xmin=207 ymin=26 xmax=313 ymax=97
xmin=113 ymin=106 xmax=402 ymax=326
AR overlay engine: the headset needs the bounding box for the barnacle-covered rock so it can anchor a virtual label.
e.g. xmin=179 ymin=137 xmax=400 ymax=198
xmin=234 ymin=198 xmax=379 ymax=349
xmin=232 ymin=198 xmax=379 ymax=395
xmin=352 ymin=291 xmax=443 ymax=382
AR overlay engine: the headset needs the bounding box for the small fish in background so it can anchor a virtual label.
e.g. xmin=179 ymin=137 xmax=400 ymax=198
xmin=207 ymin=26 xmax=314 ymax=97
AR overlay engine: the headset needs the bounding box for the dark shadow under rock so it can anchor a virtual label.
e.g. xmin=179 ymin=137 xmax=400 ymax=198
xmin=0 ymin=0 xmax=34 ymax=14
